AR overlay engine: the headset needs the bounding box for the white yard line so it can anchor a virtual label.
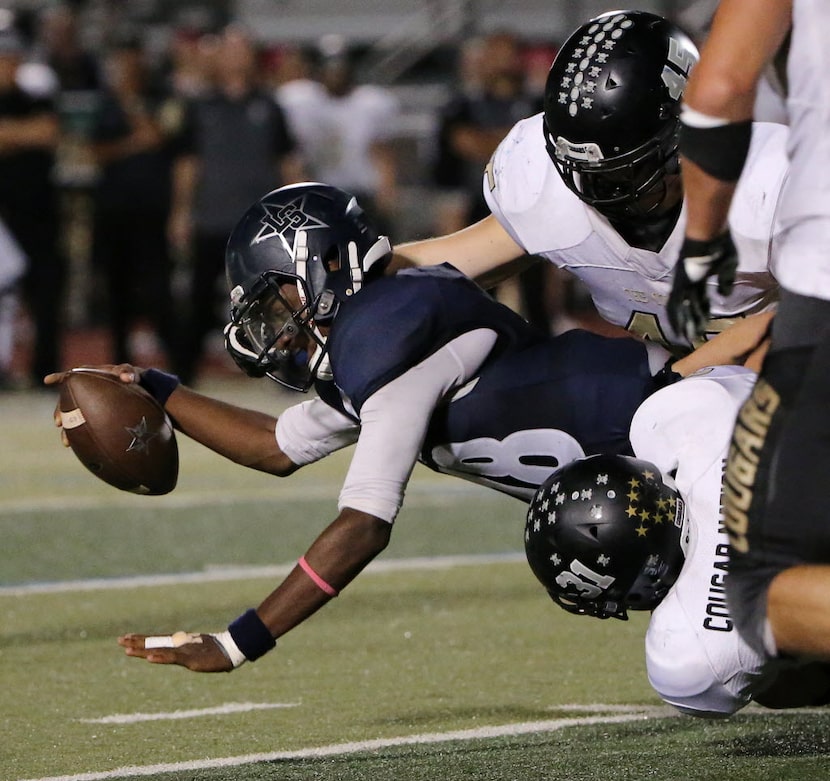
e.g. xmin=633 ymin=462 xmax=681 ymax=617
xmin=81 ymin=701 xmax=300 ymax=725
xmin=0 ymin=552 xmax=526 ymax=597
xmin=18 ymin=706 xmax=671 ymax=781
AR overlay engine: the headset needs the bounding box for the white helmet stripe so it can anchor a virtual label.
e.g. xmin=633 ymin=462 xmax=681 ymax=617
xmin=295 ymin=229 xmax=309 ymax=305
xmin=348 ymin=240 xmax=362 ymax=292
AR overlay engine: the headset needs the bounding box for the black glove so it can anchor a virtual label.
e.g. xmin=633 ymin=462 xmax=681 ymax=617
xmin=223 ymin=322 xmax=267 ymax=378
xmin=667 ymin=233 xmax=738 ymax=343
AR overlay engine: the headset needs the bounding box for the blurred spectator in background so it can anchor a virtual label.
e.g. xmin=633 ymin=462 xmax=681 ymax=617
xmin=35 ymin=3 xmax=99 ymax=93
xmin=433 ymin=31 xmax=538 ymax=227
xmin=431 ymin=31 xmax=556 ymax=334
xmin=0 ymin=24 xmax=66 ymax=386
xmin=170 ymin=24 xmax=305 ymax=385
xmin=267 ymin=43 xmax=326 ymax=164
xmin=430 ymin=37 xmax=485 ymax=236
xmin=89 ymin=33 xmax=185 ymax=368
xmin=280 ymin=40 xmax=401 ymax=236
xmin=164 ymin=26 xmax=213 ymax=100
xmin=0 ymin=216 xmax=27 ymax=388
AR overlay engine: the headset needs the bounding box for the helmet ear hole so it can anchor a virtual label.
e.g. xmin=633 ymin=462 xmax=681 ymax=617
xmin=323 ymin=247 xmax=340 ymax=273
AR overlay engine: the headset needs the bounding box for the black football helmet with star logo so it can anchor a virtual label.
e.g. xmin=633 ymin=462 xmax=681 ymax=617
xmin=542 ymin=10 xmax=698 ymax=221
xmin=525 ymin=453 xmax=687 ymax=620
xmin=224 ymin=182 xmax=392 ymax=391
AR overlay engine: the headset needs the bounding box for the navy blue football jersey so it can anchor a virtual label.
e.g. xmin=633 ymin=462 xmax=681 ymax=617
xmin=422 ymin=329 xmax=653 ymax=500
xmin=322 ymin=264 xmax=543 ymax=414
xmin=320 ymin=264 xmax=655 ymax=501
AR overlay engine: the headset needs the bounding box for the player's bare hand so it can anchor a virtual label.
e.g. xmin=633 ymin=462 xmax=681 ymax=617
xmin=118 ymin=632 xmax=234 ymax=673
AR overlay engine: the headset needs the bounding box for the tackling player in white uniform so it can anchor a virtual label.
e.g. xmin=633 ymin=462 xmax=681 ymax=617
xmin=395 ymin=10 xmax=788 ymax=359
xmin=526 ymin=366 xmax=830 ymax=717
xmin=668 ymin=0 xmax=830 ymax=664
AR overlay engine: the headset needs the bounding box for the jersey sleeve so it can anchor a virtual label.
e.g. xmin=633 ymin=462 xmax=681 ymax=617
xmin=482 ymin=113 xmax=595 ymax=256
xmin=276 ymin=397 xmax=359 ymax=466
xmin=337 ymin=329 xmax=497 ymax=523
xmin=727 ymin=121 xmax=789 ymax=274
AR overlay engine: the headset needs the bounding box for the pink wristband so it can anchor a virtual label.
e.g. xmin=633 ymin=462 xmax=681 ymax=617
xmin=298 ymin=556 xmax=339 ymax=597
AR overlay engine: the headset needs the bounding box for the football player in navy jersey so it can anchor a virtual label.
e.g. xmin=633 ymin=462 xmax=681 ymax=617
xmin=47 ymin=183 xmax=768 ymax=677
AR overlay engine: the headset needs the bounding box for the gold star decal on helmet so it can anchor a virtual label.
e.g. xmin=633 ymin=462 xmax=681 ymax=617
xmin=626 ymin=505 xmax=638 ymax=518
xmin=636 ymin=526 xmax=648 ymax=537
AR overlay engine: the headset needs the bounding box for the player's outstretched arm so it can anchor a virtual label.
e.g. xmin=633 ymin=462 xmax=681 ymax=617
xmin=671 ymin=311 xmax=773 ymax=376
xmin=391 ymin=214 xmax=525 ymax=283
xmin=45 ymin=365 xmax=298 ymax=477
xmin=118 ymin=507 xmax=391 ymax=672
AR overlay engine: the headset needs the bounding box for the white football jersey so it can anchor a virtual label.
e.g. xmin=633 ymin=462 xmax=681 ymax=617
xmin=768 ymin=0 xmax=830 ymax=300
xmin=629 ymin=366 xmax=770 ymax=716
xmin=484 ymin=114 xmax=788 ymax=351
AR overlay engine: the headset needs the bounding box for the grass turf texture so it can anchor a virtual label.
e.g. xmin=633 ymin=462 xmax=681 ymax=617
xmin=4 ymin=380 xmax=830 ymax=780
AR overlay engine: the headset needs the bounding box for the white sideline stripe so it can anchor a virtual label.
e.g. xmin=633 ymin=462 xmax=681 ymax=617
xmin=0 ymin=479 xmax=487 ymax=514
xmin=81 ymin=701 xmax=300 ymax=724
xmin=0 ymin=553 xmax=525 ymax=597
xmin=19 ymin=708 xmax=669 ymax=781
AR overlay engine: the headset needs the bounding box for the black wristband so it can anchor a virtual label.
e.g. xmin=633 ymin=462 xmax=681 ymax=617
xmin=680 ymin=233 xmax=733 ymax=259
xmin=652 ymin=358 xmax=683 ymax=391
xmin=679 ymin=119 xmax=752 ymax=182
xmin=138 ymin=368 xmax=180 ymax=406
xmin=228 ymin=608 xmax=276 ymax=661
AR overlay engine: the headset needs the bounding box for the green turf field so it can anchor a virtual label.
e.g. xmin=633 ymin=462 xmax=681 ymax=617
xmin=3 ymin=381 xmax=830 ymax=781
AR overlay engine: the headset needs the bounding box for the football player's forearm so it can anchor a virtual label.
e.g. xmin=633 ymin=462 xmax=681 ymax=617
xmin=393 ymin=215 xmax=523 ymax=280
xmin=683 ymin=0 xmax=790 ymax=121
xmin=165 ymin=385 xmax=296 ymax=474
xmin=672 ymin=311 xmax=774 ymax=375
xmin=256 ymin=508 xmax=392 ymax=638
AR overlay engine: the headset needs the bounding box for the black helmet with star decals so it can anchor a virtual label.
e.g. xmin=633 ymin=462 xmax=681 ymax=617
xmin=542 ymin=10 xmax=698 ymax=220
xmin=524 ymin=454 xmax=687 ymax=620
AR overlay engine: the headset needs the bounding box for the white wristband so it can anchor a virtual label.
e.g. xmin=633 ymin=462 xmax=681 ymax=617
xmin=211 ymin=630 xmax=248 ymax=668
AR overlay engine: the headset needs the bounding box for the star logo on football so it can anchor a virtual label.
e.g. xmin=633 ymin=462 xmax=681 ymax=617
xmin=125 ymin=417 xmax=157 ymax=454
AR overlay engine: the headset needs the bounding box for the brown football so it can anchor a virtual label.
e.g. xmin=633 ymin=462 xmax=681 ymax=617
xmin=58 ymin=368 xmax=178 ymax=495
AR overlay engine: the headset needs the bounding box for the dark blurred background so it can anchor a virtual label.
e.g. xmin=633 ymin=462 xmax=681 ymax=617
xmin=0 ymin=0 xmax=718 ymax=389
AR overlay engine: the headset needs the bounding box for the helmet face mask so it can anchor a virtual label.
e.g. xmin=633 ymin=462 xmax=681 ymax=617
xmin=525 ymin=454 xmax=687 ymax=621
xmin=542 ymin=10 xmax=697 ymax=221
xmin=548 ymin=125 xmax=676 ymax=218
xmin=224 ymin=183 xmax=392 ymax=391
xmin=230 ymin=272 xmax=327 ymax=391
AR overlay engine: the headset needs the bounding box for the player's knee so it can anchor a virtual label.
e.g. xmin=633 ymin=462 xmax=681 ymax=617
xmin=647 ymin=656 xmax=747 ymax=719
xmin=646 ymin=601 xmax=750 ymax=718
